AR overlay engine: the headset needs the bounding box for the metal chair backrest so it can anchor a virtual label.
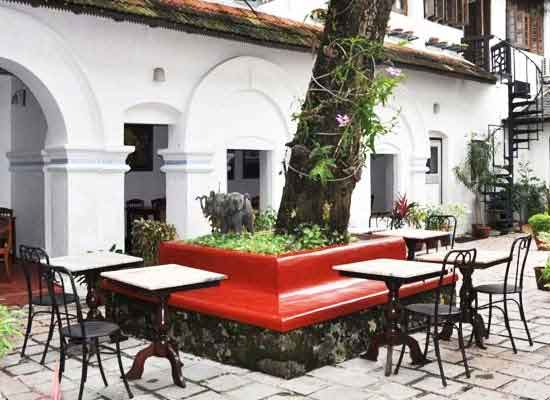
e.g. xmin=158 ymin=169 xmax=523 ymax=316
xmin=47 ymin=266 xmax=86 ymax=338
xmin=126 ymin=199 xmax=145 ymax=208
xmin=19 ymin=245 xmax=50 ymax=304
xmin=434 ymin=249 xmax=477 ymax=326
xmin=426 ymin=214 xmax=457 ymax=248
xmin=0 ymin=208 xmax=13 ymax=217
xmin=504 ymin=235 xmax=531 ymax=293
xmin=368 ymin=212 xmax=392 ymax=230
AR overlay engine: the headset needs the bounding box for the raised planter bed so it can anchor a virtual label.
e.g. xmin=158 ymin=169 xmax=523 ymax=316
xmin=104 ymin=237 xmax=454 ymax=378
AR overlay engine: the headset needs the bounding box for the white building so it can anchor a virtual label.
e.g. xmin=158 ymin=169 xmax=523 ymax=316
xmin=0 ymin=0 xmax=547 ymax=256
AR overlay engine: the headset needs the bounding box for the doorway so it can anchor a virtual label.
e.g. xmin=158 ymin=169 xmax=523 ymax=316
xmin=227 ymin=149 xmax=262 ymax=210
xmin=425 ymin=138 xmax=443 ymax=204
xmin=370 ymin=154 xmax=395 ymax=214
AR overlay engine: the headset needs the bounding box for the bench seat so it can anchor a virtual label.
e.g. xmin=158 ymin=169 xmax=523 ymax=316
xmin=103 ymin=237 xmax=455 ymax=332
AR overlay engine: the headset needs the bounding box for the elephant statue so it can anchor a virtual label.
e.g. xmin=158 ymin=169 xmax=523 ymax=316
xmin=196 ymin=191 xmax=255 ymax=234
xmin=224 ymin=192 xmax=255 ymax=234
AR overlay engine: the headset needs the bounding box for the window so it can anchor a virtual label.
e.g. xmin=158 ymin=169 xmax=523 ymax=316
xmin=393 ymin=0 xmax=407 ymax=15
xmin=227 ymin=150 xmax=236 ymax=181
xmin=243 ymin=151 xmax=260 ymax=179
xmin=507 ymin=0 xmax=544 ymax=55
xmin=424 ymin=0 xmax=468 ymax=27
xmin=426 ymin=146 xmax=439 ymax=174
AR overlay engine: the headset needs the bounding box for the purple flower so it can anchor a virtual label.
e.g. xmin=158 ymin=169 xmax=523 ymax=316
xmin=385 ymin=67 xmax=402 ymax=77
xmin=336 ymin=114 xmax=351 ymax=127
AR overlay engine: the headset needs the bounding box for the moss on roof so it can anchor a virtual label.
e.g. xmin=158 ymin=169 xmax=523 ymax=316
xmin=3 ymin=0 xmax=496 ymax=83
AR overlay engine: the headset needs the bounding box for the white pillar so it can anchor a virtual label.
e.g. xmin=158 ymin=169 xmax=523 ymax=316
xmin=408 ymin=156 xmax=429 ymax=205
xmin=42 ymin=146 xmax=132 ymax=256
xmin=0 ymin=76 xmax=11 ymax=208
xmin=159 ymin=150 xmax=214 ymax=239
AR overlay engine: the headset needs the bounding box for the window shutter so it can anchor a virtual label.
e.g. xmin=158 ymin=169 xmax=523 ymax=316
xmin=425 ymin=0 xmax=436 ymax=20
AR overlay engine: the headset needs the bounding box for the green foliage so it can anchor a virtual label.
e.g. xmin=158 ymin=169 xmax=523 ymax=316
xmin=188 ymin=225 xmax=350 ymax=256
xmin=528 ymin=213 xmax=550 ymax=233
xmin=291 ymin=37 xmax=403 ymax=184
xmin=513 ymin=162 xmax=546 ymax=223
xmin=453 ymin=138 xmax=494 ymax=195
xmin=0 ymin=305 xmax=22 ymax=359
xmin=131 ymin=219 xmax=177 ymax=265
xmin=254 ymin=208 xmax=277 ymax=232
xmin=539 ymin=258 xmax=550 ymax=286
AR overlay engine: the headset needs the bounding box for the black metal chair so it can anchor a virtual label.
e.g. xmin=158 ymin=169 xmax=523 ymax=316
xmin=395 ymin=249 xmax=475 ymax=386
xmin=425 ymin=215 xmax=457 ymax=253
xmin=125 ymin=199 xmax=145 ymax=208
xmin=368 ymin=212 xmax=393 ymax=231
xmin=473 ymin=235 xmax=532 ymax=353
xmin=19 ymin=245 xmax=77 ymax=364
xmin=47 ymin=265 xmax=133 ymax=400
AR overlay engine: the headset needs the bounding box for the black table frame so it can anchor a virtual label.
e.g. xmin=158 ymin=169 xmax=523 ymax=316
xmin=338 ymin=269 xmax=442 ymax=376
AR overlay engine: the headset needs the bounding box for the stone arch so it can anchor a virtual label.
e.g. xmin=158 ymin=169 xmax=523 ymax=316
xmin=181 ymin=56 xmax=299 ymax=150
xmin=124 ymin=102 xmax=182 ymax=125
xmin=0 ymin=6 xmax=103 ymax=147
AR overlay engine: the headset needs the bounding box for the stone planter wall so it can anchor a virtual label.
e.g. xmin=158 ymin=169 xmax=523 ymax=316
xmin=106 ymin=286 xmax=452 ymax=378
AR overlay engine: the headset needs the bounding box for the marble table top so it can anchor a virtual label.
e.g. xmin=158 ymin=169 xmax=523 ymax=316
xmin=416 ymin=250 xmax=511 ymax=268
xmin=101 ymin=264 xmax=227 ymax=292
xmin=334 ymin=258 xmax=444 ymax=280
xmin=49 ymin=252 xmax=143 ymax=273
xmin=376 ymin=228 xmax=452 ymax=240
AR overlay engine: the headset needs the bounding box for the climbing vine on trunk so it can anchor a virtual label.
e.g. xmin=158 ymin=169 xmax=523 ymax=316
xmin=276 ymin=0 xmax=401 ymax=238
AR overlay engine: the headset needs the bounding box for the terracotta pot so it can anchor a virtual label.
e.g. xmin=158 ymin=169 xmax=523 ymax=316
xmin=534 ymin=234 xmax=550 ymax=251
xmin=534 ymin=267 xmax=550 ymax=291
xmin=472 ymin=224 xmax=491 ymax=239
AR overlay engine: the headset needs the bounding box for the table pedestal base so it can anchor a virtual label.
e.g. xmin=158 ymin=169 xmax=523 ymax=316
xmin=364 ymin=280 xmax=427 ymax=376
xmin=126 ymin=295 xmax=185 ymax=387
xmin=440 ymin=267 xmax=486 ymax=349
xmin=126 ymin=342 xmax=185 ymax=387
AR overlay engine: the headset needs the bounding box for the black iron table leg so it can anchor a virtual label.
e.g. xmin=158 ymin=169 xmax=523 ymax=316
xmin=365 ymin=280 xmax=426 ymax=376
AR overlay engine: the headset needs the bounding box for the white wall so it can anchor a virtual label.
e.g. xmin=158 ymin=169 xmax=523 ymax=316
xmin=0 ymin=76 xmax=10 ymax=208
xmin=124 ymin=125 xmax=167 ymax=205
xmin=10 ymin=78 xmax=46 ymax=248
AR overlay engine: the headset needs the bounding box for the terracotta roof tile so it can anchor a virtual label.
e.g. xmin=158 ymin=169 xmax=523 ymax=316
xmin=3 ymin=0 xmax=496 ymax=83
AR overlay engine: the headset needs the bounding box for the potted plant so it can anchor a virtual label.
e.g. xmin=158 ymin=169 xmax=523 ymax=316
xmin=512 ymin=162 xmax=545 ymax=229
xmin=131 ymin=218 xmax=177 ymax=265
xmin=0 ymin=305 xmax=21 ymax=360
xmin=527 ymin=213 xmax=550 ymax=250
xmin=454 ymin=137 xmax=494 ymax=239
xmin=534 ymin=258 xmax=550 ymax=291
xmin=391 ymin=193 xmax=418 ymax=229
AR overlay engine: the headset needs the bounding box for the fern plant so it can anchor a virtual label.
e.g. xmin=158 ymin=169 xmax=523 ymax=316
xmin=0 ymin=305 xmax=22 ymax=359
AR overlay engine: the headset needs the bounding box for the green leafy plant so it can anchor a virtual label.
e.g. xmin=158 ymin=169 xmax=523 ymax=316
xmin=538 ymin=258 xmax=550 ymax=289
xmin=131 ymin=219 xmax=177 ymax=265
xmin=513 ymin=162 xmax=545 ymax=224
xmin=254 ymin=208 xmax=277 ymax=232
xmin=0 ymin=305 xmax=22 ymax=359
xmin=528 ymin=213 xmax=550 ymax=233
xmin=453 ymin=137 xmax=496 ymax=226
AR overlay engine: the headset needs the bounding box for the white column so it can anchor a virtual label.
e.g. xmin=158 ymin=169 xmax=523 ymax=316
xmin=42 ymin=146 xmax=132 ymax=256
xmin=159 ymin=150 xmax=215 ymax=239
xmin=408 ymin=156 xmax=430 ymax=205
xmin=0 ymin=76 xmax=11 ymax=207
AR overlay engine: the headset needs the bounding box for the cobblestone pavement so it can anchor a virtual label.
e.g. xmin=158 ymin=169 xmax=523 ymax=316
xmin=3 ymin=234 xmax=550 ymax=400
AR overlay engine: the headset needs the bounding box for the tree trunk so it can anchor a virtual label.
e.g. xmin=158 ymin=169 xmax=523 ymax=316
xmin=276 ymin=0 xmax=395 ymax=235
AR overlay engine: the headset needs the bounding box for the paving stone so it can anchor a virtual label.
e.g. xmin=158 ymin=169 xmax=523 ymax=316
xmin=181 ymin=363 xmax=225 ymax=382
xmin=338 ymin=357 xmax=381 ymax=372
xmin=308 ymin=366 xmax=379 ymax=388
xmin=367 ymin=381 xmax=422 ymax=400
xmin=204 ymin=374 xmax=250 ymax=392
xmin=156 ymin=382 xmax=207 ymax=399
xmin=454 ymin=387 xmax=516 ymax=400
xmin=498 ymin=362 xmax=550 ymax=380
xmin=5 ymin=361 xmax=44 ymax=375
xmin=466 ymin=356 xmax=512 ymax=371
xmin=458 ymin=370 xmax=514 ymax=390
xmin=310 ymin=386 xmax=371 ymax=400
xmin=419 ymin=360 xmax=469 ymax=379
xmin=135 ymin=369 xmax=177 ymax=391
xmin=268 ymin=396 xmax=308 ymax=400
xmin=246 ymin=371 xmax=287 ymax=387
xmin=4 ymin=392 xmax=46 ymax=400
xmin=187 ymin=392 xmax=228 ymax=400
xmin=279 ymin=375 xmax=330 ymax=395
xmin=226 ymin=382 xmax=286 ymax=400
xmin=499 ymin=378 xmax=550 ymax=400
xmin=413 ymin=376 xmax=468 ymax=396
xmin=386 ymin=367 xmax=427 ymax=385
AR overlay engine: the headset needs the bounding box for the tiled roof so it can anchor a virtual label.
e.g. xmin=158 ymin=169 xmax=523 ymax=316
xmin=3 ymin=0 xmax=496 ymax=83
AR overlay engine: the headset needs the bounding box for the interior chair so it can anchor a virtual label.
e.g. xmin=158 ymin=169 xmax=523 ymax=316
xmin=473 ymin=235 xmax=532 ymax=353
xmin=125 ymin=199 xmax=145 ymax=208
xmin=0 ymin=217 xmax=13 ymax=280
xmin=395 ymin=249 xmax=475 ymax=386
xmin=151 ymin=197 xmax=166 ymax=221
xmin=19 ymin=245 xmax=77 ymax=364
xmin=47 ymin=265 xmax=133 ymax=400
xmin=424 ymin=214 xmax=457 ymax=253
